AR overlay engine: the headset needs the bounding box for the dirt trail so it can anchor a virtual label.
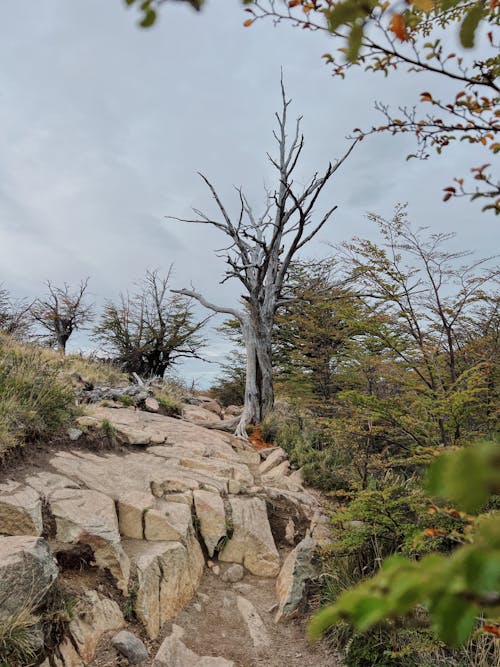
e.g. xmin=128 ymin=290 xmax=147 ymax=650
xmin=91 ymin=562 xmax=343 ymax=667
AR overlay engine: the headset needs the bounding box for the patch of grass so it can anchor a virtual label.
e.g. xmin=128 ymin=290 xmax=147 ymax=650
xmin=155 ymin=391 xmax=182 ymax=417
xmin=117 ymin=394 xmax=134 ymax=407
xmin=61 ymin=354 xmax=127 ymax=388
xmin=0 ymin=606 xmax=42 ymax=666
xmin=0 ymin=336 xmax=75 ymax=459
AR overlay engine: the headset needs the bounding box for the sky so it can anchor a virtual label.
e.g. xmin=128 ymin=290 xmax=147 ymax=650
xmin=0 ymin=0 xmax=498 ymax=386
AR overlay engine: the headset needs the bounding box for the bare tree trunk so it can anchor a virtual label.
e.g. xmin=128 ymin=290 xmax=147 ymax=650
xmin=236 ymin=320 xmax=274 ymax=437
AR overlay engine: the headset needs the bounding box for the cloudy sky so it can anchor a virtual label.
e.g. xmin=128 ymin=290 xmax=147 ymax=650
xmin=1 ymin=1 xmax=498 ymax=385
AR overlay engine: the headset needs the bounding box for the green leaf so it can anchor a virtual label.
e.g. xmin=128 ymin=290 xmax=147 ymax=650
xmin=308 ymin=605 xmax=340 ymax=640
xmin=140 ymin=7 xmax=157 ymax=27
xmin=346 ymin=23 xmax=364 ymax=63
xmin=326 ymin=3 xmax=364 ymax=33
xmin=430 ymin=595 xmax=477 ymax=647
xmin=459 ymin=3 xmax=484 ymax=49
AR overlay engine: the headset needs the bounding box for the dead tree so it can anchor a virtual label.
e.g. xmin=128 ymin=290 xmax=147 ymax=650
xmin=31 ymin=279 xmax=93 ymax=353
xmin=170 ymin=81 xmax=357 ymax=437
xmin=0 ymin=285 xmax=33 ymax=340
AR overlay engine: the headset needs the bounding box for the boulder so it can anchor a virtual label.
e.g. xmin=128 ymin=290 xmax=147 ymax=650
xmin=112 ymin=630 xmax=149 ymax=664
xmin=52 ymin=637 xmax=85 ymax=667
xmin=153 ymin=625 xmax=234 ymax=667
xmin=144 ymin=501 xmax=192 ymax=542
xmin=259 ymin=448 xmax=287 ymax=476
xmin=68 ymin=589 xmax=124 ymax=663
xmin=224 ymin=405 xmax=242 ymax=416
xmin=182 ymin=404 xmax=222 ymax=423
xmin=218 ymin=497 xmax=280 ymax=577
xmin=49 ymin=488 xmax=130 ymax=593
xmin=261 ymin=459 xmax=290 ymax=482
xmin=275 ymin=535 xmax=316 ymax=622
xmin=0 ymin=481 xmax=43 ymax=536
xmin=193 ymin=490 xmax=227 ymax=557
xmin=123 ymin=539 xmax=204 ymax=640
xmin=0 ymin=536 xmax=58 ymax=617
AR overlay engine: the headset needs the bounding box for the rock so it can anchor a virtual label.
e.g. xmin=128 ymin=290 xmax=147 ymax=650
xmin=289 ymin=468 xmax=304 ymax=487
xmin=198 ymin=397 xmax=223 ymax=417
xmin=118 ymin=491 xmax=155 ymax=540
xmin=221 ymin=563 xmax=244 ymax=583
xmin=212 ymin=564 xmax=221 ymax=576
xmin=68 ymin=589 xmax=124 ymax=663
xmin=218 ymin=497 xmax=280 ymax=577
xmin=67 ymin=427 xmax=83 ymax=441
xmin=262 ymin=459 xmax=291 ymax=484
xmin=144 ymin=501 xmax=192 ymax=542
xmin=53 ymin=636 xmax=85 ymax=667
xmin=145 ymin=397 xmax=160 ymax=413
xmin=0 ymin=536 xmax=58 ymax=618
xmin=193 ymin=490 xmax=227 ymax=557
xmin=182 ymin=404 xmax=222 ymax=423
xmin=112 ymin=630 xmax=149 ymax=664
xmin=258 ymin=448 xmax=287 ymax=475
xmin=0 ymin=481 xmax=43 ymax=536
xmin=49 ymin=488 xmax=130 ymax=593
xmin=236 ymin=595 xmax=270 ymax=650
xmin=153 ymin=624 xmax=234 ymax=667
xmin=26 ymin=472 xmax=80 ymax=497
xmin=275 ymin=535 xmax=316 ymax=622
xmin=224 ymin=405 xmax=242 ymax=416
xmin=123 ymin=539 xmax=204 ymax=640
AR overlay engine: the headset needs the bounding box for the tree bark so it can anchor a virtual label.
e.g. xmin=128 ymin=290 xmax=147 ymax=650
xmin=235 ymin=319 xmax=274 ymax=437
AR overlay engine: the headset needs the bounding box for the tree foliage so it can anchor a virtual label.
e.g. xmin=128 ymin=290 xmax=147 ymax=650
xmin=309 ymin=439 xmax=500 ymax=648
xmin=245 ymin=0 xmax=499 ymax=213
xmin=94 ymin=269 xmax=207 ymax=377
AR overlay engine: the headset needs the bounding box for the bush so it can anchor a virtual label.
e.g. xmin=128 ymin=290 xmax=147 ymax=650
xmin=261 ymin=409 xmax=352 ymax=491
xmin=0 ymin=337 xmax=74 ymax=458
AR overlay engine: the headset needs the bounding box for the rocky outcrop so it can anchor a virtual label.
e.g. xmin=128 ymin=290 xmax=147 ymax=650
xmin=112 ymin=630 xmax=149 ymax=664
xmin=0 ymin=404 xmax=326 ymax=664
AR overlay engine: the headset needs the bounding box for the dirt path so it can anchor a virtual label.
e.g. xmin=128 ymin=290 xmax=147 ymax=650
xmin=92 ymin=561 xmax=343 ymax=667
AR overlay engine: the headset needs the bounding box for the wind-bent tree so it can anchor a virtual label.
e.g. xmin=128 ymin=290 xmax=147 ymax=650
xmin=170 ymin=82 xmax=357 ymax=436
xmin=31 ymin=279 xmax=93 ymax=353
xmin=94 ymin=269 xmax=208 ymax=377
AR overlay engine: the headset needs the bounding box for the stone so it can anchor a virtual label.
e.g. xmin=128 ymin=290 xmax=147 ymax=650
xmin=49 ymin=488 xmax=130 ymax=593
xmin=236 ymin=595 xmax=270 ymax=650
xmin=123 ymin=539 xmax=204 ymax=640
xmin=145 ymin=397 xmax=160 ymax=413
xmin=193 ymin=489 xmax=227 ymax=557
xmin=258 ymin=448 xmax=287 ymax=475
xmin=67 ymin=427 xmax=83 ymax=441
xmin=144 ymin=501 xmax=192 ymax=542
xmin=261 ymin=459 xmax=290 ymax=481
xmin=212 ymin=564 xmax=221 ymax=576
xmin=275 ymin=535 xmax=316 ymax=622
xmin=224 ymin=405 xmax=242 ymax=416
xmin=118 ymin=491 xmax=155 ymax=540
xmin=68 ymin=589 xmax=124 ymax=663
xmin=153 ymin=625 xmax=234 ymax=667
xmin=112 ymin=630 xmax=149 ymax=664
xmin=289 ymin=468 xmax=304 ymax=487
xmin=53 ymin=637 xmax=85 ymax=667
xmin=221 ymin=563 xmax=244 ymax=583
xmin=0 ymin=481 xmax=43 ymax=536
xmin=0 ymin=536 xmax=58 ymax=618
xmin=218 ymin=497 xmax=280 ymax=577
xmin=25 ymin=472 xmax=80 ymax=497
xmin=197 ymin=396 xmax=224 ymax=417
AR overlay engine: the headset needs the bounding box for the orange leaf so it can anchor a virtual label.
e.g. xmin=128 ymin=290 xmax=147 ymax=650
xmin=421 ymin=91 xmax=433 ymax=102
xmin=243 ymin=18 xmax=254 ymax=27
xmin=288 ymin=0 xmax=301 ymax=6
xmin=483 ymin=624 xmax=500 ymax=637
xmin=390 ymin=14 xmax=408 ymax=41
xmin=424 ymin=528 xmax=446 ymax=537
